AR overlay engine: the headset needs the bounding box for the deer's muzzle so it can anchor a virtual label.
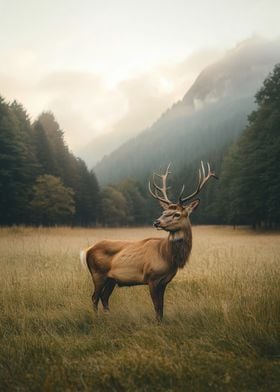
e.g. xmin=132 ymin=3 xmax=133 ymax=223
xmin=153 ymin=219 xmax=161 ymax=228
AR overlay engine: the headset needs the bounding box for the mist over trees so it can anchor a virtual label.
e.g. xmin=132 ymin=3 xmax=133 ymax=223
xmin=0 ymin=103 xmax=99 ymax=226
xmin=0 ymin=62 xmax=279 ymax=228
xmin=217 ymin=64 xmax=280 ymax=228
xmin=81 ymin=38 xmax=280 ymax=170
xmin=92 ymin=50 xmax=280 ymax=228
xmin=94 ymin=38 xmax=280 ymax=185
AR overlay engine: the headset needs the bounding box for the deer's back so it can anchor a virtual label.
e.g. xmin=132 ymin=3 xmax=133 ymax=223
xmin=87 ymin=237 xmax=171 ymax=284
xmin=87 ymin=239 xmax=130 ymax=273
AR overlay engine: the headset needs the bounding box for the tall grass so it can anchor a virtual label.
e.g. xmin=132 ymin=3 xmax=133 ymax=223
xmin=0 ymin=226 xmax=279 ymax=391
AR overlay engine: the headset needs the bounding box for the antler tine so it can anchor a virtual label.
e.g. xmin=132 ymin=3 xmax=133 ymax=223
xmin=148 ymin=163 xmax=172 ymax=205
xmin=152 ymin=173 xmax=163 ymax=193
xmin=179 ymin=161 xmax=218 ymax=204
xmin=177 ymin=184 xmax=185 ymax=202
xmin=179 ymin=167 xmax=201 ymax=203
xmin=201 ymin=160 xmax=205 ymax=178
xmin=159 ymin=163 xmax=172 ymax=203
xmin=148 ymin=181 xmax=170 ymax=205
xmin=207 ymin=162 xmax=219 ymax=180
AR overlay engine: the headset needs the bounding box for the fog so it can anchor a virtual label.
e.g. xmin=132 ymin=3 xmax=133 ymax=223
xmin=0 ymin=48 xmax=222 ymax=152
xmin=0 ymin=0 xmax=279 ymax=155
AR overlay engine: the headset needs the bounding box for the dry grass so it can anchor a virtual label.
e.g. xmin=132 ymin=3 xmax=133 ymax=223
xmin=0 ymin=226 xmax=279 ymax=391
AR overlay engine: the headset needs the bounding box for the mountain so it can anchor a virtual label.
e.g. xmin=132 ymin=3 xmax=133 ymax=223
xmin=79 ymin=127 xmax=134 ymax=170
xmin=78 ymin=50 xmax=221 ymax=167
xmin=94 ymin=37 xmax=280 ymax=187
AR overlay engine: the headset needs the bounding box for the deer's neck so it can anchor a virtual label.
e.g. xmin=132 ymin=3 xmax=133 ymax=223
xmin=164 ymin=220 xmax=192 ymax=269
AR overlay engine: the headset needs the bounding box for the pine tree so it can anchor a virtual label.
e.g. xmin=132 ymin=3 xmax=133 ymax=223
xmin=73 ymin=159 xmax=100 ymax=225
xmin=218 ymin=64 xmax=280 ymax=227
xmin=0 ymin=98 xmax=38 ymax=224
xmin=0 ymin=98 xmax=100 ymax=226
xmin=33 ymin=112 xmax=101 ymax=226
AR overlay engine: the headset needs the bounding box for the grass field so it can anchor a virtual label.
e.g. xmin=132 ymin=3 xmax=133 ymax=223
xmin=0 ymin=226 xmax=279 ymax=391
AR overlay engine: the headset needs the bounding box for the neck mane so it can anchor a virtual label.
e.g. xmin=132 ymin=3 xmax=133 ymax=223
xmin=165 ymin=220 xmax=192 ymax=269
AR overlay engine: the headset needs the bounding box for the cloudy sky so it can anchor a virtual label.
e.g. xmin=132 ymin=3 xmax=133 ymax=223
xmin=1 ymin=0 xmax=279 ymax=152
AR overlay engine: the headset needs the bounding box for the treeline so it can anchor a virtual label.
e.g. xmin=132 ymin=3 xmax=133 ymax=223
xmin=94 ymin=38 xmax=278 ymax=187
xmin=100 ymin=179 xmax=153 ymax=226
xmin=0 ymin=102 xmax=99 ymax=225
xmin=1 ymin=64 xmax=279 ymax=228
xmin=217 ymin=64 xmax=280 ymax=228
xmin=0 ymin=99 xmax=150 ymax=226
xmin=101 ymin=64 xmax=280 ymax=228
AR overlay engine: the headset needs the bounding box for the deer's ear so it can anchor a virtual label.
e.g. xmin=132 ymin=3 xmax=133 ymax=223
xmin=187 ymin=199 xmax=200 ymax=214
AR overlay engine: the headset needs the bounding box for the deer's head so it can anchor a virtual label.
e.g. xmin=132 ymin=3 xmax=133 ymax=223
xmin=149 ymin=162 xmax=218 ymax=232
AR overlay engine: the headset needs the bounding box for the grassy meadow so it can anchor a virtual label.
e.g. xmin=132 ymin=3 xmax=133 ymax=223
xmin=0 ymin=226 xmax=279 ymax=391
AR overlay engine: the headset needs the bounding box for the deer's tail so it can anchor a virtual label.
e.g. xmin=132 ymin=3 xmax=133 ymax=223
xmin=80 ymin=248 xmax=89 ymax=269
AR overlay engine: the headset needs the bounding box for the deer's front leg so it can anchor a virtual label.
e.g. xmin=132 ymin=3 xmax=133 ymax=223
xmin=149 ymin=281 xmax=167 ymax=322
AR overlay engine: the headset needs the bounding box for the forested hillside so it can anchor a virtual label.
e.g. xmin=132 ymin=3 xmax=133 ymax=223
xmin=217 ymin=64 xmax=280 ymax=228
xmin=95 ymin=38 xmax=280 ymax=188
xmin=98 ymin=63 xmax=280 ymax=227
xmin=1 ymin=61 xmax=279 ymax=228
xmin=95 ymin=39 xmax=280 ymax=184
xmin=91 ymin=39 xmax=280 ymax=227
xmin=0 ymin=101 xmax=99 ymax=225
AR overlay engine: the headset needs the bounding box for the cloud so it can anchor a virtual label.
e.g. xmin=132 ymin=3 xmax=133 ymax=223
xmin=0 ymin=48 xmax=222 ymax=154
xmin=36 ymin=71 xmax=127 ymax=149
xmin=113 ymin=48 xmax=223 ymax=136
xmin=0 ymin=69 xmax=127 ymax=149
xmin=78 ymin=48 xmax=223 ymax=165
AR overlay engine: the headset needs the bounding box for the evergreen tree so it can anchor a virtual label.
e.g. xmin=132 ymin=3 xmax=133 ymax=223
xmin=33 ymin=120 xmax=58 ymax=175
xmin=36 ymin=112 xmax=72 ymax=183
xmin=218 ymin=64 xmax=280 ymax=227
xmin=0 ymin=98 xmax=100 ymax=226
xmin=74 ymin=159 xmax=100 ymax=225
xmin=0 ymin=98 xmax=37 ymax=224
xmin=33 ymin=112 xmax=101 ymax=226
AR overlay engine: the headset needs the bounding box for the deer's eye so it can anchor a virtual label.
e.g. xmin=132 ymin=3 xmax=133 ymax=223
xmin=174 ymin=212 xmax=181 ymax=218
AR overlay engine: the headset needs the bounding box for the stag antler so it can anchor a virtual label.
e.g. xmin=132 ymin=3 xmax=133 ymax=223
xmin=178 ymin=161 xmax=218 ymax=204
xmin=148 ymin=163 xmax=172 ymax=206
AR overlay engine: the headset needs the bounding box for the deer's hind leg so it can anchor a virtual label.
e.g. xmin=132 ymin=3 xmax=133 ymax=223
xmin=100 ymin=278 xmax=116 ymax=311
xmin=91 ymin=274 xmax=107 ymax=312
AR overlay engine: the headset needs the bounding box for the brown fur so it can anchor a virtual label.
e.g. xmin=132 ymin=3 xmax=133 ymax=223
xmin=84 ymin=215 xmax=193 ymax=321
xmin=169 ymin=224 xmax=192 ymax=269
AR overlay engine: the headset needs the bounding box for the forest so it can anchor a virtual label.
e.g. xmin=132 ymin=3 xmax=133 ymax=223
xmin=0 ymin=105 xmax=99 ymax=226
xmin=0 ymin=64 xmax=279 ymax=228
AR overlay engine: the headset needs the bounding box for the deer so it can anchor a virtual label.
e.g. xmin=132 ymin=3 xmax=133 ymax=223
xmin=80 ymin=161 xmax=218 ymax=321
